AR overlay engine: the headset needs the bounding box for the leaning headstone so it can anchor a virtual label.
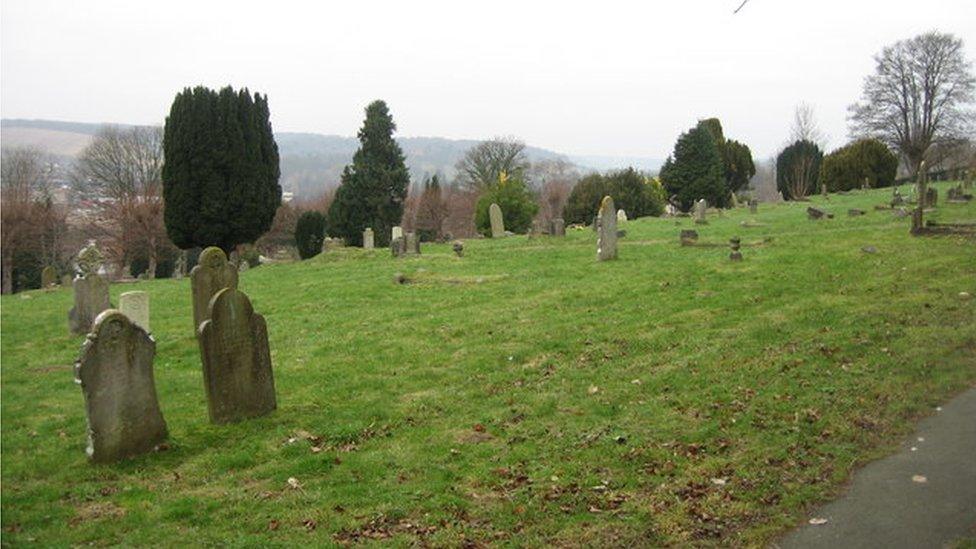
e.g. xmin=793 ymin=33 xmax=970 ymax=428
xmin=680 ymin=230 xmax=699 ymax=246
xmin=198 ymin=288 xmax=276 ymax=424
xmin=489 ymin=203 xmax=505 ymax=238
xmin=729 ymin=237 xmax=742 ymax=261
xmin=391 ymin=226 xmax=403 ymax=242
xmin=550 ymin=218 xmax=565 ymax=237
xmin=190 ymin=247 xmax=239 ymax=336
xmin=74 ymin=310 xmax=167 ymax=463
xmin=119 ymin=291 xmax=150 ymax=333
xmin=616 ymin=209 xmax=627 ymax=222
xmin=41 ymin=266 xmax=57 ymax=288
xmin=748 ymin=199 xmax=758 ymax=215
xmin=693 ymin=199 xmax=708 ymax=225
xmin=68 ymin=274 xmax=111 ymax=335
xmin=596 ymin=196 xmax=618 ymax=261
xmin=363 ymin=228 xmax=375 ymax=250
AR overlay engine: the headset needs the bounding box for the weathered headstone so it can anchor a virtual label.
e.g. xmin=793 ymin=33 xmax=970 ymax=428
xmin=730 ymin=193 xmax=741 ymax=208
xmin=76 ymin=243 xmax=104 ymax=276
xmin=550 ymin=218 xmax=565 ymax=236
xmin=680 ymin=230 xmax=699 ymax=246
xmin=406 ymin=232 xmax=420 ymax=255
xmin=807 ymin=206 xmax=828 ymax=220
xmin=616 ymin=209 xmax=627 ymax=222
xmin=61 ymin=274 xmax=73 ymax=287
xmin=749 ymin=199 xmax=758 ymax=215
xmin=190 ymin=247 xmax=239 ymax=336
xmin=729 ymin=237 xmax=742 ymax=261
xmin=119 ymin=291 xmax=150 ymax=333
xmin=596 ymin=196 xmax=618 ymax=261
xmin=363 ymin=228 xmax=374 ymax=250
xmin=41 ymin=266 xmax=57 ymax=288
xmin=174 ymin=251 xmax=187 ymax=280
xmin=238 ymin=260 xmax=250 ymax=273
xmin=68 ymin=274 xmax=111 ymax=335
xmin=925 ymin=187 xmax=937 ymax=207
xmin=198 ymin=288 xmax=276 ymax=424
xmin=693 ymin=199 xmax=708 ymax=225
xmin=391 ymin=237 xmax=406 ymax=257
xmin=391 ymin=226 xmax=403 ymax=242
xmin=74 ymin=310 xmax=167 ymax=463
xmin=489 ymin=203 xmax=505 ymax=238
xmin=452 ymin=240 xmax=464 ymax=257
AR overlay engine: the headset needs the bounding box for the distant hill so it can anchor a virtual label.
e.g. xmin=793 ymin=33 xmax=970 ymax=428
xmin=1 ymin=119 xmax=662 ymax=198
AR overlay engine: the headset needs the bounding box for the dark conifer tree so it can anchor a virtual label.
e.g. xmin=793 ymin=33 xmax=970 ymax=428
xmin=294 ymin=210 xmax=327 ymax=259
xmin=327 ymin=100 xmax=409 ymax=247
xmin=162 ymin=86 xmax=281 ymax=253
xmin=660 ymin=123 xmax=727 ymax=210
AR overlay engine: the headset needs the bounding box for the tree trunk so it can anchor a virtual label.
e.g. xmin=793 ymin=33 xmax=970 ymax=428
xmin=146 ymin=236 xmax=157 ymax=280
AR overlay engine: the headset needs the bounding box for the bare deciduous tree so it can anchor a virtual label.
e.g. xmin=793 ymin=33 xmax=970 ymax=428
xmin=454 ymin=137 xmax=530 ymax=192
xmin=529 ymin=158 xmax=580 ymax=225
xmin=791 ymin=103 xmax=825 ymax=146
xmin=849 ymin=31 xmax=976 ymax=176
xmin=1 ymin=147 xmax=56 ymax=293
xmin=73 ymin=126 xmax=168 ymax=278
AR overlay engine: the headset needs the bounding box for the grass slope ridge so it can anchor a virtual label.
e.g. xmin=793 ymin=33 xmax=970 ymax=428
xmin=2 ymin=184 xmax=974 ymax=545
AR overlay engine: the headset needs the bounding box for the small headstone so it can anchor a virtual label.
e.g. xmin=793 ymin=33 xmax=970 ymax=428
xmin=198 ymin=288 xmax=276 ymax=424
xmin=41 ymin=266 xmax=57 ymax=288
xmin=391 ymin=226 xmax=403 ymax=242
xmin=693 ymin=199 xmax=708 ymax=225
xmin=61 ymin=274 xmax=73 ymax=287
xmin=680 ymin=230 xmax=699 ymax=246
xmin=550 ymin=218 xmax=565 ymax=236
xmin=68 ymin=274 xmax=111 ymax=335
xmin=452 ymin=240 xmax=464 ymax=257
xmin=405 ymin=232 xmax=420 ymax=255
xmin=489 ymin=203 xmax=505 ymax=238
xmin=174 ymin=251 xmax=187 ymax=280
xmin=749 ymin=199 xmax=758 ymax=215
xmin=119 ymin=291 xmax=150 ymax=333
xmin=848 ymin=209 xmax=866 ymax=217
xmin=391 ymin=237 xmax=405 ymax=257
xmin=363 ymin=228 xmax=374 ymax=250
xmin=807 ymin=206 xmax=828 ymax=220
xmin=74 ymin=310 xmax=167 ymax=463
xmin=729 ymin=237 xmax=742 ymax=261
xmin=596 ymin=196 xmax=618 ymax=261
xmin=190 ymin=247 xmax=239 ymax=336
xmin=616 ymin=209 xmax=627 ymax=222
xmin=730 ymin=193 xmax=741 ymax=208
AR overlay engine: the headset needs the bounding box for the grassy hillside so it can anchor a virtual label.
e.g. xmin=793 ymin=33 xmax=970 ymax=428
xmin=2 ymin=184 xmax=974 ymax=546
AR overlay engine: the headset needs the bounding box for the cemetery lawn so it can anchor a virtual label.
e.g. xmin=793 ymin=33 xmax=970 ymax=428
xmin=2 ymin=184 xmax=975 ymax=547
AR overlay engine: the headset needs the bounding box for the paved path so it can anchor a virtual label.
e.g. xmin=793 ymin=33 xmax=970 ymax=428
xmin=777 ymin=386 xmax=976 ymax=549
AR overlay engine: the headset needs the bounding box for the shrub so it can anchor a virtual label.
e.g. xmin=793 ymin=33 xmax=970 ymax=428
xmin=294 ymin=211 xmax=327 ymax=259
xmin=659 ymin=123 xmax=727 ymax=210
xmin=474 ymin=174 xmax=538 ymax=236
xmin=563 ymin=168 xmax=665 ymax=224
xmin=776 ymin=140 xmax=823 ymax=200
xmin=820 ymin=138 xmax=898 ymax=192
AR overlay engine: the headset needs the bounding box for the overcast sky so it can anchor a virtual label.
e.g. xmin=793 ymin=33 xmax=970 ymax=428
xmin=2 ymin=0 xmax=974 ymax=159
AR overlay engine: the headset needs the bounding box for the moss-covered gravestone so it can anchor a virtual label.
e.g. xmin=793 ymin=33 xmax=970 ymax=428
xmin=190 ymin=247 xmax=238 ymax=336
xmin=68 ymin=274 xmax=111 ymax=335
xmin=596 ymin=196 xmax=618 ymax=261
xmin=74 ymin=310 xmax=167 ymax=463
xmin=489 ymin=203 xmax=505 ymax=238
xmin=198 ymin=288 xmax=276 ymax=424
xmin=41 ymin=266 xmax=57 ymax=288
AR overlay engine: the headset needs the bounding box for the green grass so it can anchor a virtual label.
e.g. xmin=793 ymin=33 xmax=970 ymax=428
xmin=2 ymin=184 xmax=975 ymax=546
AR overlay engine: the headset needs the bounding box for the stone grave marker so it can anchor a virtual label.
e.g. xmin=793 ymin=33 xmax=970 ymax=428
xmin=68 ymin=274 xmax=111 ymax=335
xmin=807 ymin=206 xmax=829 ymax=220
xmin=363 ymin=228 xmax=374 ymax=249
xmin=41 ymin=266 xmax=57 ymax=288
xmin=550 ymin=218 xmax=565 ymax=236
xmin=729 ymin=237 xmax=742 ymax=261
xmin=391 ymin=226 xmax=403 ymax=242
xmin=190 ymin=247 xmax=238 ymax=336
xmin=596 ymin=196 xmax=618 ymax=261
xmin=198 ymin=288 xmax=276 ymax=424
xmin=489 ymin=203 xmax=505 ymax=238
xmin=680 ymin=230 xmax=699 ymax=246
xmin=391 ymin=237 xmax=406 ymax=257
xmin=925 ymin=187 xmax=937 ymax=207
xmin=616 ymin=209 xmax=627 ymax=222
xmin=61 ymin=274 xmax=73 ymax=287
xmin=119 ymin=291 xmax=150 ymax=333
xmin=694 ymin=199 xmax=708 ymax=224
xmin=405 ymin=232 xmax=420 ymax=255
xmin=452 ymin=241 xmax=464 ymax=257
xmin=74 ymin=310 xmax=167 ymax=463
xmin=749 ymin=199 xmax=758 ymax=214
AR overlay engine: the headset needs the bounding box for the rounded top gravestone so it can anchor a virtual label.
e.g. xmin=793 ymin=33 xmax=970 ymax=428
xmin=190 ymin=247 xmax=239 ymax=335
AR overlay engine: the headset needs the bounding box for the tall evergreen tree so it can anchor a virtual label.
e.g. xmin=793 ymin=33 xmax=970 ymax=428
xmin=699 ymin=118 xmax=755 ymax=196
xmin=776 ymin=140 xmax=823 ymax=200
xmin=414 ymin=174 xmax=447 ymax=242
xmin=327 ymin=100 xmax=409 ymax=247
xmin=660 ymin=123 xmax=727 ymax=210
xmin=162 ymin=86 xmax=281 ymax=253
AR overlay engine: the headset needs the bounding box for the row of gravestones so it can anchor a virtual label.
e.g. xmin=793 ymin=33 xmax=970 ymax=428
xmin=489 ymin=202 xmax=568 ymax=238
xmin=73 ymin=247 xmax=276 ymax=463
